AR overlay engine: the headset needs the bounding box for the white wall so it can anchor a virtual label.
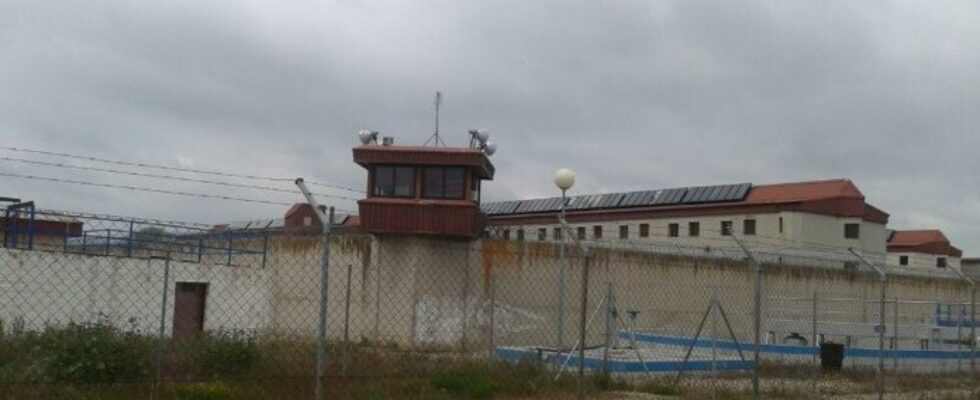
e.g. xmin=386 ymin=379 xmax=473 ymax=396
xmin=0 ymin=249 xmax=271 ymax=336
xmin=887 ymin=252 xmax=961 ymax=270
xmin=492 ymin=211 xmax=887 ymax=264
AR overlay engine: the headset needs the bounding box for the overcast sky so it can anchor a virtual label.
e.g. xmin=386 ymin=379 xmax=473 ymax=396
xmin=2 ymin=1 xmax=979 ymax=253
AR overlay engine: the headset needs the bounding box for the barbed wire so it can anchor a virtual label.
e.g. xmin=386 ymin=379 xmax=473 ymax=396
xmin=0 ymin=156 xmax=359 ymax=202
xmin=0 ymin=145 xmax=364 ymax=194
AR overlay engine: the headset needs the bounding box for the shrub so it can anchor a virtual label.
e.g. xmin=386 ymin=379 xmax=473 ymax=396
xmin=37 ymin=320 xmax=153 ymax=384
xmin=430 ymin=366 xmax=498 ymax=399
xmin=171 ymin=382 xmax=236 ymax=400
xmin=190 ymin=330 xmax=258 ymax=379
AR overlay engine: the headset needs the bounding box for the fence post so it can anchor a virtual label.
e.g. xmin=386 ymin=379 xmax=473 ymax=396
xmin=342 ymin=264 xmax=352 ymax=376
xmin=295 ymin=178 xmax=331 ymax=400
xmin=576 ymin=254 xmax=591 ymax=400
xmin=811 ymin=291 xmax=818 ymax=400
xmin=127 ymin=221 xmax=134 ymax=258
xmin=848 ymin=248 xmax=886 ymax=400
xmin=226 ymin=235 xmax=233 ymax=266
xmin=152 ymin=255 xmax=171 ymax=400
xmin=488 ymin=267 xmax=496 ymax=359
xmin=261 ymin=232 xmax=269 ymax=269
xmin=892 ymin=298 xmax=898 ymax=370
xmin=729 ymin=235 xmax=762 ymax=400
xmin=949 ymin=265 xmax=976 ymax=396
xmin=602 ymin=282 xmax=613 ymax=379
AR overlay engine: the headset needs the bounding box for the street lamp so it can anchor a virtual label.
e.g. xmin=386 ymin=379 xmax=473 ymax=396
xmin=554 ymin=168 xmax=575 ymax=354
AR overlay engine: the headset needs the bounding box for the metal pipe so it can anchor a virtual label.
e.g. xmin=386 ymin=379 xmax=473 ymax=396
xmin=296 ymin=178 xmax=332 ymax=400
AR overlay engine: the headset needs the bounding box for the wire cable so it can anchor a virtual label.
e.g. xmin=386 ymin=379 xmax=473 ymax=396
xmin=0 ymin=171 xmax=295 ymax=206
xmin=0 ymin=156 xmax=360 ymax=202
xmin=0 ymin=145 xmax=364 ymax=194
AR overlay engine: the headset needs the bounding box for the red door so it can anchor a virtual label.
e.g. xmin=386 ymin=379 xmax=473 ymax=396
xmin=173 ymin=282 xmax=208 ymax=340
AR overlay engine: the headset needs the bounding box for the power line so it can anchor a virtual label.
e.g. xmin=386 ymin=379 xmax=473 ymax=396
xmin=0 ymin=145 xmax=364 ymax=194
xmin=0 ymin=156 xmax=360 ymax=202
xmin=0 ymin=171 xmax=295 ymax=207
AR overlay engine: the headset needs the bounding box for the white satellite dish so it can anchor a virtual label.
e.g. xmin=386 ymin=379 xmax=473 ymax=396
xmin=475 ymin=129 xmax=490 ymax=143
xmin=357 ymin=129 xmax=378 ymax=145
xmin=483 ymin=140 xmax=497 ymax=156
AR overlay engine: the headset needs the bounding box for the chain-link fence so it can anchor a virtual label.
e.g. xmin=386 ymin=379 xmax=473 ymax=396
xmin=1 ymin=207 xmax=978 ymax=399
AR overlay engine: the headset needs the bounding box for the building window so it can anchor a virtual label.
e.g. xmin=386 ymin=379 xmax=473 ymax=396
xmin=593 ymin=225 xmax=603 ymax=239
xmin=937 ymin=257 xmax=948 ymax=269
xmin=899 ymin=255 xmax=908 ymax=266
xmin=502 ymin=229 xmax=510 ymax=240
xmin=422 ymin=166 xmax=465 ymax=199
xmin=372 ymin=166 xmax=415 ymax=197
xmin=639 ymin=224 xmax=650 ymax=238
xmin=720 ymin=221 xmax=733 ymax=236
xmin=668 ymin=223 xmax=679 ymax=237
xmin=537 ymin=228 xmax=547 ymax=241
xmin=517 ymin=229 xmax=525 ymax=241
xmin=688 ymin=222 xmax=700 ymax=237
xmin=577 ymin=227 xmax=586 ymax=240
xmin=779 ymin=217 xmax=784 ymax=234
xmin=553 ymin=227 xmax=562 ymax=240
xmin=744 ymin=219 xmax=756 ymax=236
xmin=844 ymin=223 xmax=860 ymax=239
xmin=619 ymin=225 xmax=629 ymax=239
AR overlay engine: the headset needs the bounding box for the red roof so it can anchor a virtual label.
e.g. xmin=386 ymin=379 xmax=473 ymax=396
xmin=744 ymin=179 xmax=863 ymax=204
xmin=888 ymin=229 xmax=961 ymax=257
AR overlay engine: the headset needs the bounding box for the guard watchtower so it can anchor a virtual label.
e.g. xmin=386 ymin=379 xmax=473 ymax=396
xmin=352 ymin=130 xmax=496 ymax=238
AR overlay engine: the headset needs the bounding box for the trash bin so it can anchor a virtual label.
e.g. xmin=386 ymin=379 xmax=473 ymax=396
xmin=820 ymin=342 xmax=844 ymax=370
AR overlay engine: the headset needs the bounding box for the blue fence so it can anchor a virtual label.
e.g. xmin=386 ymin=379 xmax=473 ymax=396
xmin=1 ymin=207 xmax=270 ymax=267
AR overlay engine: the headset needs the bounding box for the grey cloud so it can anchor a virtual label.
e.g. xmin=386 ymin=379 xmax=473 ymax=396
xmin=2 ymin=0 xmax=980 ymax=253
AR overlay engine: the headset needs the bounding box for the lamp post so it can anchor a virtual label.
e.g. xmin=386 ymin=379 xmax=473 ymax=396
xmin=554 ymin=168 xmax=576 ymax=355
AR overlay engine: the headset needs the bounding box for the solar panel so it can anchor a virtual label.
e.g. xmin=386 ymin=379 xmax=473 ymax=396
xmin=732 ymin=183 xmax=751 ymax=200
xmin=681 ymin=187 xmax=703 ymax=204
xmin=596 ymin=193 xmax=624 ymax=208
xmin=716 ymin=184 xmax=736 ymax=200
xmin=566 ymin=194 xmax=603 ymax=210
xmin=482 ymin=201 xmax=520 ymax=215
xmin=654 ymin=188 xmax=686 ymax=205
xmin=704 ymin=186 xmax=724 ymax=202
xmin=620 ymin=190 xmax=659 ymax=207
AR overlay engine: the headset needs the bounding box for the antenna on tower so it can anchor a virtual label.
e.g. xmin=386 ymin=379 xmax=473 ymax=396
xmin=424 ymin=91 xmax=447 ymax=147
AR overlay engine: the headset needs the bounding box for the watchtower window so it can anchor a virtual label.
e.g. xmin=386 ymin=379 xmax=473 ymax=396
xmin=373 ymin=166 xmax=415 ymax=197
xmin=423 ymin=167 xmax=465 ymax=199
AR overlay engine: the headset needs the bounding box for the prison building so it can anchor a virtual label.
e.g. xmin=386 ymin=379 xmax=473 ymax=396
xmin=482 ymin=179 xmax=889 ymax=260
xmin=886 ymin=229 xmax=962 ymax=270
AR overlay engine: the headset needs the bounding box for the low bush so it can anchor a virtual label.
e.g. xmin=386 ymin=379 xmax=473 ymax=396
xmin=189 ymin=330 xmax=258 ymax=379
xmin=36 ymin=320 xmax=153 ymax=384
